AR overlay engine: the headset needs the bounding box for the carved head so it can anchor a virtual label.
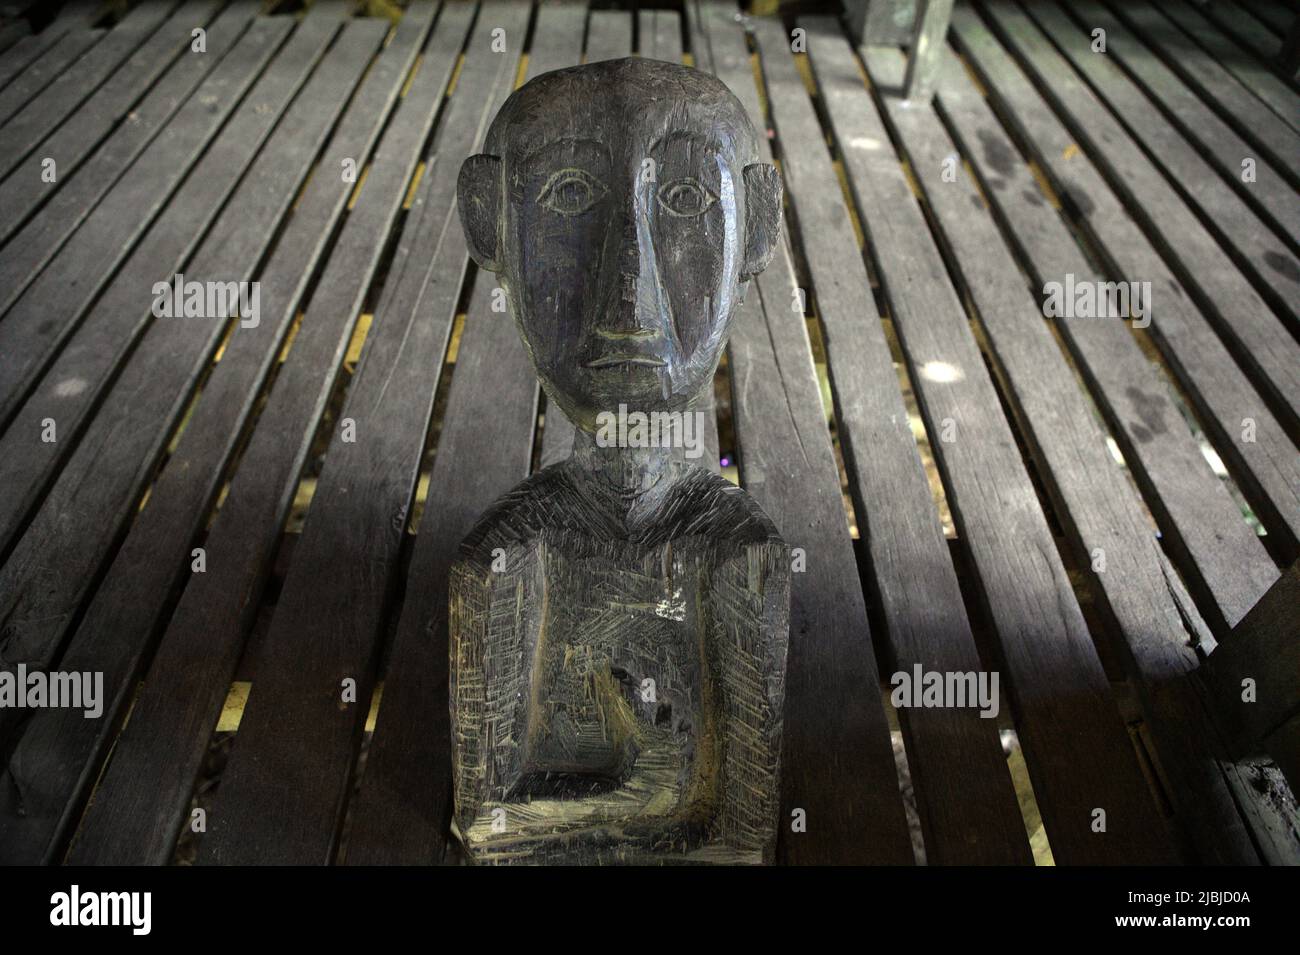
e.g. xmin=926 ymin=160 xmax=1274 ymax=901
xmin=457 ymin=58 xmax=782 ymax=432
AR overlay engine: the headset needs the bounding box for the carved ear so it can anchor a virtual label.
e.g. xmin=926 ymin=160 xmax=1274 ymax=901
xmin=457 ymin=154 xmax=502 ymax=271
xmin=742 ymin=162 xmax=782 ymax=276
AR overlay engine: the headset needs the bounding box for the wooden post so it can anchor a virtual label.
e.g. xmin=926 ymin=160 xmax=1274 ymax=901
xmin=1198 ymin=562 xmax=1300 ymax=777
xmin=846 ymin=0 xmax=918 ymax=46
xmin=902 ymin=0 xmax=955 ymax=101
xmin=1263 ymin=712 xmax=1300 ymax=795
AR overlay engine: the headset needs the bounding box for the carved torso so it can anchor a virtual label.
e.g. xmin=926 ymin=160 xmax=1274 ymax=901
xmin=450 ymin=461 xmax=789 ymax=863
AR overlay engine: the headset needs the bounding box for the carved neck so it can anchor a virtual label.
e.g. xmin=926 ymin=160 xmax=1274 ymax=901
xmin=570 ymin=427 xmax=691 ymax=497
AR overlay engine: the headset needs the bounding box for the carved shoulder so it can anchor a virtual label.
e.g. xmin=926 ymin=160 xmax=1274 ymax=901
xmin=455 ymin=467 xmax=571 ymax=573
xmin=654 ymin=467 xmax=786 ymax=554
xmin=456 ymin=463 xmax=789 ymax=571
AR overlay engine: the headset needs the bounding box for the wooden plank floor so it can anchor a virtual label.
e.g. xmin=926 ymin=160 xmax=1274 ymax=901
xmin=0 ymin=0 xmax=1295 ymax=866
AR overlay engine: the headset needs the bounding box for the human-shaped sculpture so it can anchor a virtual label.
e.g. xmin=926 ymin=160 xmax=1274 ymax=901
xmin=451 ymin=57 xmax=789 ymax=864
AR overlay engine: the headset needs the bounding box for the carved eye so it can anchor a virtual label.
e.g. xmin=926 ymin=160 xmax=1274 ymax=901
xmin=538 ymin=168 xmax=607 ymax=215
xmin=657 ymin=178 xmax=717 ymax=218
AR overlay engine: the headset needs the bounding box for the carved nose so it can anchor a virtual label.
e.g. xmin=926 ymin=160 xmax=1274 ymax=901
xmin=598 ymin=273 xmax=656 ymax=339
xmin=595 ymin=208 xmax=661 ymax=340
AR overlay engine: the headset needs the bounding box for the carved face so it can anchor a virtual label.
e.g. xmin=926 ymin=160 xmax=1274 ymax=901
xmin=458 ymin=59 xmax=782 ymax=431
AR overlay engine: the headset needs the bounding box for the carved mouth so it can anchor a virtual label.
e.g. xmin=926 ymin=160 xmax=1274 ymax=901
xmin=586 ymin=355 xmax=667 ymax=369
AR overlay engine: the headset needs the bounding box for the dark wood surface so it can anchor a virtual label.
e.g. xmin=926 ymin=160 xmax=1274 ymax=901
xmin=1204 ymin=0 xmax=1285 ymax=59
xmin=0 ymin=1 xmax=219 ymax=181
xmin=1115 ymin=2 xmax=1300 ymax=184
xmin=799 ymin=15 xmax=1169 ymax=865
xmin=0 ymin=10 xmax=347 ymax=749
xmin=691 ymin=0 xmax=915 ymax=866
xmin=0 ymin=3 xmax=177 ymax=183
xmin=584 ymin=7 xmax=630 ymax=62
xmin=1040 ymin=2 xmax=1299 ymax=323
xmin=952 ymin=6 xmax=1297 ymax=618
xmin=0 ymin=2 xmax=259 ymax=245
xmin=1075 ymin=2 xmax=1300 ymax=253
xmin=0 ymin=13 xmax=389 ymax=864
xmin=1164 ymin=0 xmax=1299 ymax=135
xmin=1200 ymin=563 xmax=1300 ymax=755
xmin=0 ymin=0 xmax=1294 ymax=866
xmin=0 ymin=19 xmax=29 ymax=55
xmin=1243 ymin=0 xmax=1293 ymax=36
xmin=190 ymin=0 xmax=531 ymax=866
xmin=23 ymin=1 xmax=451 ymax=868
xmin=857 ymin=41 xmax=1257 ymax=866
xmin=0 ymin=13 xmax=299 ymax=433
xmin=0 ymin=24 xmax=103 ymax=127
xmin=0 ymin=13 xmax=294 ymax=568
xmin=981 ymin=2 xmax=1300 ymax=439
xmin=0 ymin=11 xmax=325 ymax=580
xmin=760 ymin=16 xmax=1026 ymax=865
xmin=0 ymin=20 xmax=72 ymax=90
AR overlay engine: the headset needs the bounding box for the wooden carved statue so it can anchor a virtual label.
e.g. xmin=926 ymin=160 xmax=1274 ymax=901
xmin=451 ymin=57 xmax=789 ymax=864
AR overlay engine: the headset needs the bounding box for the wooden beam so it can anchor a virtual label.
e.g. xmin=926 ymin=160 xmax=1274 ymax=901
xmin=848 ymin=0 xmax=917 ymax=46
xmin=902 ymin=0 xmax=953 ymax=100
xmin=1199 ymin=562 xmax=1300 ymax=756
xmin=1263 ymin=712 xmax=1300 ymax=794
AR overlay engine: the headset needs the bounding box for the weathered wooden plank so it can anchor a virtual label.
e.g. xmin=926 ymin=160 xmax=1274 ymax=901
xmin=691 ymin=1 xmax=914 ymax=866
xmin=0 ymin=18 xmax=297 ymax=431
xmin=957 ymin=4 xmax=1300 ymax=573
xmin=796 ymin=16 xmax=1171 ymax=864
xmin=0 ymin=0 xmax=217 ymax=180
xmin=0 ymin=1 xmax=250 ymax=246
xmin=0 ymin=2 xmax=176 ymax=174
xmin=0 ymin=1 xmax=257 ymax=257
xmin=1074 ymin=1 xmax=1300 ymax=251
xmin=1105 ymin=1 xmax=1300 ymax=187
xmin=638 ymin=8 xmax=682 ymax=63
xmin=0 ymin=25 xmax=101 ymax=125
xmin=0 ymin=16 xmax=304 ymax=561
xmin=757 ymin=17 xmax=1029 ymax=865
xmin=859 ymin=41 xmax=1258 ymax=865
xmin=585 ymin=8 xmax=631 ymax=63
xmin=1166 ymin=0 xmax=1299 ymax=135
xmin=189 ymin=2 xmax=532 ymax=867
xmin=1037 ymin=1 xmax=1299 ymax=326
xmin=983 ymin=1 xmax=1300 ymax=428
xmin=0 ymin=15 xmax=375 ymax=755
xmin=26 ymin=5 xmax=457 ymax=869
